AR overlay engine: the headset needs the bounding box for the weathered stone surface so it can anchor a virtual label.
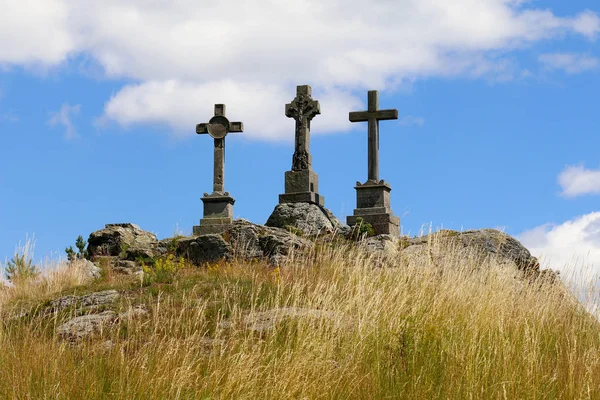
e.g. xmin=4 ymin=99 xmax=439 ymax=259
xmin=50 ymin=290 xmax=120 ymax=313
xmin=72 ymin=259 xmax=101 ymax=280
xmin=266 ymin=203 xmax=343 ymax=236
xmin=362 ymin=234 xmax=400 ymax=256
xmin=390 ymin=229 xmax=558 ymax=281
xmin=257 ymin=226 xmax=313 ymax=265
xmin=177 ymin=234 xmax=233 ymax=264
xmin=57 ymin=311 xmax=118 ymax=341
xmin=118 ymin=305 xmax=148 ymax=320
xmin=87 ymin=223 xmax=158 ymax=260
xmin=173 ymin=220 xmax=313 ymax=265
xmin=403 ymin=229 xmax=540 ymax=271
xmin=113 ymin=260 xmax=140 ymax=275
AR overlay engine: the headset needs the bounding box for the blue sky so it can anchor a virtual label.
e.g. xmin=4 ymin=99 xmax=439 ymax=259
xmin=2 ymin=0 xmax=600 ymax=280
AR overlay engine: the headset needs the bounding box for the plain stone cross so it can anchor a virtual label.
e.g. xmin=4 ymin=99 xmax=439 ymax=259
xmin=285 ymin=85 xmax=320 ymax=171
xmin=196 ymin=104 xmax=243 ymax=194
xmin=349 ymin=91 xmax=398 ymax=183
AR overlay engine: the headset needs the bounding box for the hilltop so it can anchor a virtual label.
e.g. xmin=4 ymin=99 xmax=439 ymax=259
xmin=0 ymin=220 xmax=597 ymax=399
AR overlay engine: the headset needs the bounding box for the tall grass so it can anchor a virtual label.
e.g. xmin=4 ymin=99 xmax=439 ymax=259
xmin=1 ymin=235 xmax=599 ymax=399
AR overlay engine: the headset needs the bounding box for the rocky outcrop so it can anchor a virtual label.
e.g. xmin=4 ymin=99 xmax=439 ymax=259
xmin=177 ymin=234 xmax=233 ymax=264
xmin=49 ymin=290 xmax=120 ymax=313
xmin=57 ymin=311 xmax=118 ymax=341
xmin=266 ymin=203 xmax=347 ymax=236
xmin=87 ymin=223 xmax=160 ymax=261
xmin=177 ymin=220 xmax=313 ymax=265
xmin=365 ymin=229 xmax=557 ymax=282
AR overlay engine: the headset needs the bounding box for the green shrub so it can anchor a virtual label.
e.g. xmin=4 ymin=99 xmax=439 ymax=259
xmin=284 ymin=225 xmax=304 ymax=237
xmin=65 ymin=235 xmax=88 ymax=262
xmin=5 ymin=251 xmax=38 ymax=283
xmin=349 ymin=217 xmax=375 ymax=240
xmin=141 ymin=255 xmax=184 ymax=286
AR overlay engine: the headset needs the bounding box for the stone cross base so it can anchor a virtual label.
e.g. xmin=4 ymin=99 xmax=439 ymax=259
xmin=193 ymin=194 xmax=235 ymax=235
xmin=279 ymin=169 xmax=325 ymax=206
xmin=346 ymin=182 xmax=400 ymax=236
xmin=347 ymin=213 xmax=400 ymax=237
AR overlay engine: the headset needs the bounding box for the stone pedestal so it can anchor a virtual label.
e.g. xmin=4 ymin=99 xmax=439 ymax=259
xmin=279 ymin=169 xmax=325 ymax=207
xmin=193 ymin=193 xmax=235 ymax=235
xmin=346 ymin=182 xmax=399 ymax=236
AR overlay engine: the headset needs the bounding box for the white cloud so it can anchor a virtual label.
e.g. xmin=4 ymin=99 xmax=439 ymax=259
xmin=102 ymin=80 xmax=361 ymax=140
xmin=399 ymin=115 xmax=425 ymax=127
xmin=519 ymin=212 xmax=600 ymax=286
xmin=0 ymin=110 xmax=19 ymax=122
xmin=0 ymin=0 xmax=74 ymax=66
xmin=558 ymin=165 xmax=600 ymax=198
xmin=48 ymin=103 xmax=81 ymax=140
xmin=1 ymin=1 xmax=599 ymax=139
xmin=539 ymin=53 xmax=599 ymax=74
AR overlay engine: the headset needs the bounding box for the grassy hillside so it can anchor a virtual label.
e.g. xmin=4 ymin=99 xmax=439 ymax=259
xmin=1 ymin=236 xmax=599 ymax=399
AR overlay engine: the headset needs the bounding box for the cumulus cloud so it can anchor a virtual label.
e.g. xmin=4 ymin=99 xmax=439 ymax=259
xmin=539 ymin=53 xmax=599 ymax=74
xmin=519 ymin=212 xmax=600 ymax=285
xmin=2 ymin=1 xmax=600 ymax=139
xmin=48 ymin=103 xmax=81 ymax=139
xmin=558 ymin=165 xmax=600 ymax=198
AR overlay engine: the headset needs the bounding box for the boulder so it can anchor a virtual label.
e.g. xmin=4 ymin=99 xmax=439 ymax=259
xmin=49 ymin=290 xmax=120 ymax=313
xmin=57 ymin=311 xmax=118 ymax=341
xmin=173 ymin=220 xmax=313 ymax=265
xmin=87 ymin=223 xmax=159 ymax=261
xmin=390 ymin=229 xmax=557 ymax=281
xmin=266 ymin=203 xmax=346 ymax=236
xmin=177 ymin=234 xmax=233 ymax=265
xmin=77 ymin=259 xmax=102 ymax=280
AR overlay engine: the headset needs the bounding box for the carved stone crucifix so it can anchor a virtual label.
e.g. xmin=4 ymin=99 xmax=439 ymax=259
xmin=196 ymin=104 xmax=243 ymax=195
xmin=285 ymin=85 xmax=320 ymax=171
xmin=349 ymin=90 xmax=398 ymax=183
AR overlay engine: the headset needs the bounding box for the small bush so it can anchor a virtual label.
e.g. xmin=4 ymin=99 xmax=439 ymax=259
xmin=349 ymin=217 xmax=375 ymax=240
xmin=284 ymin=225 xmax=304 ymax=237
xmin=65 ymin=235 xmax=88 ymax=262
xmin=141 ymin=255 xmax=184 ymax=286
xmin=4 ymin=239 xmax=39 ymax=283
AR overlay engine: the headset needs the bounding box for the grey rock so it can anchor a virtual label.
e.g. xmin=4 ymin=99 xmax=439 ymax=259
xmin=87 ymin=223 xmax=158 ymax=261
xmin=177 ymin=234 xmax=233 ymax=264
xmin=118 ymin=305 xmax=148 ymax=320
xmin=113 ymin=260 xmax=141 ymax=275
xmin=171 ymin=220 xmax=313 ymax=266
xmin=227 ymin=221 xmax=264 ymax=259
xmin=257 ymin=225 xmax=313 ymax=264
xmin=49 ymin=290 xmax=120 ymax=313
xmin=396 ymin=229 xmax=557 ymax=281
xmin=362 ymin=234 xmax=400 ymax=257
xmin=57 ymin=311 xmax=117 ymax=341
xmin=79 ymin=259 xmax=101 ymax=280
xmin=266 ymin=203 xmax=340 ymax=236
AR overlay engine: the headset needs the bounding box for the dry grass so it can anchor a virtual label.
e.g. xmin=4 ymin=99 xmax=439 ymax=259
xmin=1 ymin=236 xmax=599 ymax=399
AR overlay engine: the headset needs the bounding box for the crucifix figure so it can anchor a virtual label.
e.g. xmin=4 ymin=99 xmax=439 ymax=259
xmin=349 ymin=90 xmax=398 ymax=184
xmin=193 ymin=104 xmax=243 ymax=236
xmin=346 ymin=90 xmax=400 ymax=236
xmin=196 ymin=104 xmax=244 ymax=195
xmin=274 ymin=85 xmax=325 ymax=207
xmin=285 ymin=85 xmax=320 ymax=171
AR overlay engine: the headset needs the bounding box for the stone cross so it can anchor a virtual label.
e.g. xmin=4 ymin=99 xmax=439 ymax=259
xmin=196 ymin=104 xmax=243 ymax=194
xmin=277 ymin=85 xmax=324 ymax=206
xmin=349 ymin=90 xmax=398 ymax=183
xmin=285 ymin=85 xmax=320 ymax=171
